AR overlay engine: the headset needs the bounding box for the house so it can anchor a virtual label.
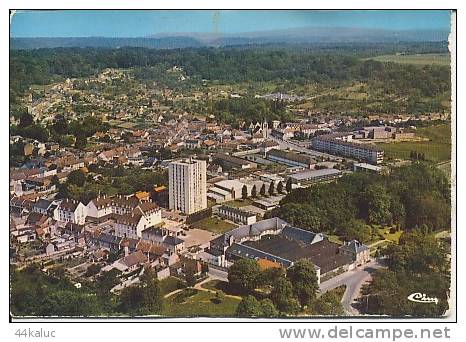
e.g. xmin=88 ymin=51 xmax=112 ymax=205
xmin=32 ymin=199 xmax=54 ymax=215
xmin=45 ymin=243 xmax=56 ymax=256
xmin=55 ymin=199 xmax=87 ymax=225
xmin=339 ymin=240 xmax=370 ymax=267
xmin=62 ymin=222 xmax=85 ymax=244
xmin=24 ymin=143 xmax=34 ymax=156
xmin=215 ymin=205 xmax=257 ymax=225
xmin=213 ymin=153 xmax=257 ymax=170
xmin=89 ymin=248 xmax=109 ymax=262
xmin=93 ymin=232 xmax=122 ymax=251
xmin=259 ymin=141 xmax=280 ymax=154
xmin=141 ymin=227 xmax=186 ymax=253
xmin=113 ymin=201 xmax=162 ymax=239
xmin=114 ymin=250 xmax=148 ymax=272
xmin=184 ymin=139 xmax=202 ymax=149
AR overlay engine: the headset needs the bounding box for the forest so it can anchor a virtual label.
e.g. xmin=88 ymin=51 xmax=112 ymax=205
xmin=268 ymin=163 xmax=450 ymax=243
xmin=10 ymin=46 xmax=450 ymax=108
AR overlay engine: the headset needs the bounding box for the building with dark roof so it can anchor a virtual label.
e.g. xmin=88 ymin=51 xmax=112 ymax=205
xmin=266 ymin=149 xmax=317 ymax=168
xmin=213 ymin=217 xmax=369 ymax=283
xmin=32 ymin=199 xmax=53 ymax=215
xmin=213 ymin=153 xmax=257 ymax=170
xmin=289 ymin=168 xmax=342 ymax=186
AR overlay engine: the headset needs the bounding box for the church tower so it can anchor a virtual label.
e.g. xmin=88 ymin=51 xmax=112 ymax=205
xmin=262 ymin=120 xmax=269 ymax=139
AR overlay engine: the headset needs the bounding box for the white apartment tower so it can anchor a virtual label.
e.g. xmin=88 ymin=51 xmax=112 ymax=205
xmin=169 ymin=158 xmax=207 ymax=214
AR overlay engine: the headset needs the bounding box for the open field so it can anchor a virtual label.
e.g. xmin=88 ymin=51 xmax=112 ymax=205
xmin=159 ymin=277 xmax=186 ymax=296
xmin=367 ymin=53 xmax=450 ymax=66
xmin=376 ymin=227 xmax=403 ymax=244
xmin=162 ymin=288 xmax=241 ymax=317
xmin=437 ymin=161 xmax=451 ymax=178
xmin=190 ymin=216 xmax=235 ymax=234
xmin=377 ymin=124 xmax=451 ymax=163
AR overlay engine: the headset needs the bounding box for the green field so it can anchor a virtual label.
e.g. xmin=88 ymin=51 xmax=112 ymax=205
xmin=368 ymin=53 xmax=450 ymax=66
xmin=377 ymin=124 xmax=451 ymax=163
xmin=224 ymin=199 xmax=254 ymax=208
xmin=190 ymin=216 xmax=235 ymax=234
xmin=162 ymin=288 xmax=241 ymax=317
xmin=376 ymin=227 xmax=404 ymax=244
xmin=159 ymin=277 xmax=186 ymax=296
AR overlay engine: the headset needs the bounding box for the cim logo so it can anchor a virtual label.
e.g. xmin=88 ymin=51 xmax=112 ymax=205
xmin=407 ymin=293 xmax=439 ymax=304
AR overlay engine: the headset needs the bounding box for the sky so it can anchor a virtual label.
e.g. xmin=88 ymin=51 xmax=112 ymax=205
xmin=10 ymin=10 xmax=452 ymax=38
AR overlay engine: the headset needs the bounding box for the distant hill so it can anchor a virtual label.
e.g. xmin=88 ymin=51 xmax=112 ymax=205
xmin=10 ymin=36 xmax=204 ymax=50
xmin=11 ymin=27 xmax=450 ymax=50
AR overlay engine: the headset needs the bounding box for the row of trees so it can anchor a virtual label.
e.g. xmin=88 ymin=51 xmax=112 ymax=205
xmin=228 ymin=259 xmax=340 ymax=316
xmin=268 ymin=163 xmax=450 ymax=242
xmin=241 ymin=179 xmax=291 ymax=199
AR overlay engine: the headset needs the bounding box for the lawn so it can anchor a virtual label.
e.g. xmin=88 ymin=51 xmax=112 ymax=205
xmin=190 ymin=216 xmax=235 ymax=234
xmin=224 ymin=198 xmax=254 ymax=208
xmin=162 ymin=288 xmax=241 ymax=317
xmin=367 ymin=53 xmax=450 ymax=66
xmin=159 ymin=276 xmax=186 ymax=296
xmin=376 ymin=227 xmax=404 ymax=244
xmin=377 ymin=124 xmax=451 ymax=163
xmin=327 ymin=234 xmax=344 ymax=245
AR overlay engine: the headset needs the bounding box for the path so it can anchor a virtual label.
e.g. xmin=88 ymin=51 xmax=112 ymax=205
xmin=319 ymin=259 xmax=384 ymax=315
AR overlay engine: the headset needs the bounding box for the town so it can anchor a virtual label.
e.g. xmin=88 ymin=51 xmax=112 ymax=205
xmin=10 ymin=23 xmax=452 ymax=317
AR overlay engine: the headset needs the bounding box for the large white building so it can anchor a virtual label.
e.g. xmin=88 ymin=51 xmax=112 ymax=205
xmin=312 ymin=134 xmax=384 ymax=165
xmin=168 ymin=159 xmax=207 ymax=215
xmin=54 ymin=199 xmax=87 ymax=225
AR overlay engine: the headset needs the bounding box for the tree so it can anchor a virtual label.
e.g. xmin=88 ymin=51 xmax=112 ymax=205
xmin=363 ymin=184 xmax=393 ymax=226
xmin=286 ymin=259 xmax=319 ymax=308
xmin=341 ymin=219 xmax=372 ymax=244
xmin=67 ymin=170 xmax=86 ymax=187
xmin=39 ymin=290 xmax=100 ymax=316
xmin=242 ymin=185 xmax=248 ymax=200
xmin=119 ymin=285 xmax=145 ymax=315
xmin=201 ymin=262 xmax=209 ymax=275
xmin=51 ymin=114 xmax=68 ymax=135
xmin=259 ymin=298 xmax=279 ymax=317
xmin=19 ymin=112 xmax=34 ymax=128
xmin=74 ymin=135 xmax=87 ymax=150
xmin=228 ymin=259 xmax=261 ymax=294
xmin=236 ymin=295 xmax=263 ymax=317
xmin=268 ymin=181 xmax=275 ymax=196
xmin=85 ymin=264 xmax=101 ymax=277
xmin=185 ymin=269 xmax=196 ymax=287
xmin=260 ymin=184 xmax=266 ymax=197
xmin=286 ymin=178 xmax=292 ymax=193
xmin=260 ymin=267 xmax=286 ymax=287
xmin=141 ymin=271 xmax=163 ymax=315
xmin=251 ymin=184 xmax=257 ymax=198
xmin=22 ymin=124 xmax=49 ymax=142
xmin=270 ymin=277 xmax=299 ymax=314
xmin=51 ymin=175 xmax=60 ymax=187
xmin=310 ymin=291 xmax=344 ymax=315
xmin=277 ymin=181 xmax=284 ymax=194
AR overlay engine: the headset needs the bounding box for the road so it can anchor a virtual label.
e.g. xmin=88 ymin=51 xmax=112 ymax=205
xmin=208 ymin=266 xmax=229 ymax=282
xmin=319 ymin=259 xmax=384 ymax=315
